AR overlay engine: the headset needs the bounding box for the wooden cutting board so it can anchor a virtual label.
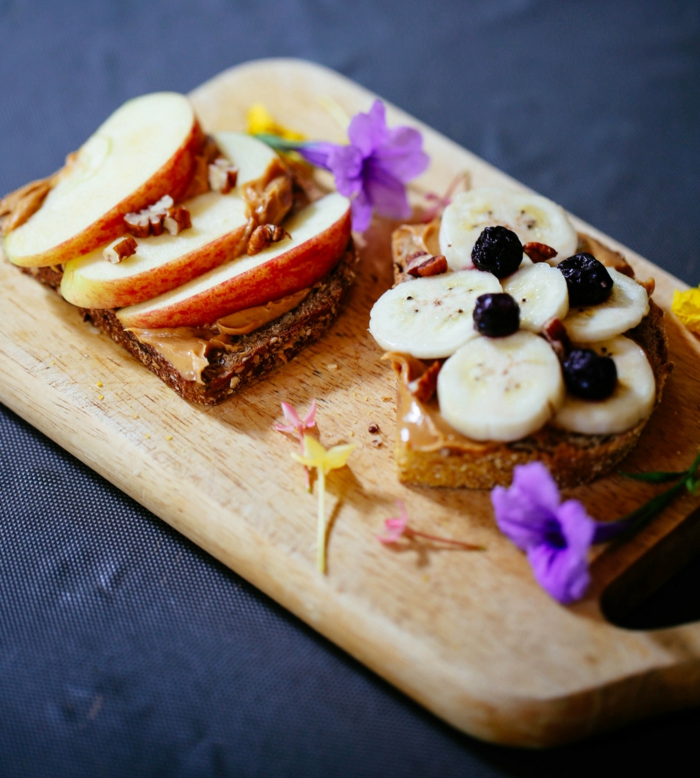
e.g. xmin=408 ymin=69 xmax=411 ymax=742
xmin=2 ymin=58 xmax=700 ymax=748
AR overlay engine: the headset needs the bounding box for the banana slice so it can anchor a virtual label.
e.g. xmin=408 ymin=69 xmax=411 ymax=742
xmin=553 ymin=336 xmax=655 ymax=434
xmin=369 ymin=270 xmax=502 ymax=359
xmin=439 ymin=187 xmax=578 ymax=271
xmin=502 ymin=262 xmax=569 ymax=332
xmin=564 ymin=269 xmax=649 ymax=342
xmin=437 ymin=331 xmax=564 ymax=441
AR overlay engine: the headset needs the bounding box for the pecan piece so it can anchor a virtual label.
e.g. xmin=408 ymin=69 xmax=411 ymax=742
xmin=408 ymin=360 xmax=442 ymax=403
xmin=103 ymin=235 xmax=137 ymax=264
xmin=208 ymin=158 xmax=238 ymax=194
xmin=542 ymin=317 xmax=572 ymax=362
xmin=163 ymin=205 xmax=192 ymax=236
xmin=124 ymin=195 xmax=191 ymax=238
xmin=523 ymin=242 xmax=558 ymax=263
xmin=247 ymin=224 xmax=291 ymax=256
xmin=123 ymin=211 xmax=151 ymax=238
xmin=407 ymin=253 xmax=448 ymax=278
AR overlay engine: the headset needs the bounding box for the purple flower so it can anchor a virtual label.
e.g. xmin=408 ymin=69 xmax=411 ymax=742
xmin=491 ymin=462 xmax=596 ymax=604
xmin=300 ymin=100 xmax=429 ymax=232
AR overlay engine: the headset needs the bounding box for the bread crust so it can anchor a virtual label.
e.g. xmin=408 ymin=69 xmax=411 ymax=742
xmin=389 ymin=223 xmax=671 ymax=489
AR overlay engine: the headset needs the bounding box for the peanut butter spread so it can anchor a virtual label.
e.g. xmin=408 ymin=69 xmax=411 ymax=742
xmin=387 ymin=352 xmax=493 ymax=453
xmin=128 ymin=288 xmax=310 ymax=384
xmin=243 ymin=157 xmax=293 ymax=227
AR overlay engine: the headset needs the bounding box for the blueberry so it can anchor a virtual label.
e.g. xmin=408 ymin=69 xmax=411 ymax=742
xmin=473 ymin=293 xmax=520 ymax=338
xmin=471 ymin=226 xmax=523 ymax=278
xmin=563 ymin=348 xmax=617 ymax=400
xmin=557 ymin=252 xmax=614 ymax=306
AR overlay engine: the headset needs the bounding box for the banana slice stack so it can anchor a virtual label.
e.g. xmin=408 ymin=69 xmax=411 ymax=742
xmin=369 ymin=187 xmax=655 ymax=442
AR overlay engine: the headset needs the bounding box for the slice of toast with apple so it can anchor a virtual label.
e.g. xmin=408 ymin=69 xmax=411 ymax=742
xmin=0 ymin=92 xmax=356 ymax=404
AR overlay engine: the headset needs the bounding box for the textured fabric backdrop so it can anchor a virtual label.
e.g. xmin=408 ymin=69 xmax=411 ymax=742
xmin=1 ymin=1 xmax=699 ymax=775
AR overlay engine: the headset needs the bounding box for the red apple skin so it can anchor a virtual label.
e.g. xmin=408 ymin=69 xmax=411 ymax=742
xmin=60 ymin=222 xmax=249 ymax=310
xmin=6 ymin=119 xmax=204 ymax=268
xmin=117 ymin=207 xmax=351 ymax=329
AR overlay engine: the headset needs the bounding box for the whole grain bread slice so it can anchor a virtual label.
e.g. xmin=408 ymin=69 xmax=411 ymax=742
xmin=21 ymin=241 xmax=357 ymax=405
xmin=387 ymin=222 xmax=671 ymax=489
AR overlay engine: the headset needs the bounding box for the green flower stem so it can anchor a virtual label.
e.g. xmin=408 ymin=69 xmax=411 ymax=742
xmin=253 ymin=133 xmax=307 ymax=152
xmin=604 ymin=448 xmax=700 ymax=542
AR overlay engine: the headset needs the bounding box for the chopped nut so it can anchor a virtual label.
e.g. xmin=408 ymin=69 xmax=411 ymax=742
xmin=523 ymin=242 xmax=557 ymax=263
xmin=124 ymin=195 xmax=190 ymax=238
xmin=326 ymin=363 xmax=339 ymax=371
xmin=103 ymin=235 xmax=137 ymax=264
xmin=640 ymin=277 xmax=656 ymax=296
xmin=163 ymin=205 xmax=192 ymax=235
xmin=124 ymin=211 xmax=151 ymax=238
xmin=542 ymin=317 xmax=572 ymax=362
xmin=371 ymin=438 xmax=382 ymax=447
xmin=368 ymin=423 xmax=380 ymax=434
xmin=407 ymin=253 xmax=448 ymax=278
xmin=208 ymin=157 xmax=238 ymax=194
xmin=247 ymin=224 xmax=291 ymax=255
xmin=408 ymin=360 xmax=442 ymax=403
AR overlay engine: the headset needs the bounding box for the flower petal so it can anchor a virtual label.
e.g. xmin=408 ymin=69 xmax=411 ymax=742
xmin=374 ymin=125 xmax=430 ymax=182
xmin=347 ymin=100 xmax=388 ymax=157
xmin=302 ymin=399 xmax=317 ymax=428
xmin=350 ymin=189 xmax=374 ymax=233
xmin=512 ymin=462 xmax=562 ymax=514
xmin=280 ymin=401 xmax=302 ymax=429
xmin=322 ymin=443 xmax=356 ymax=473
xmin=363 ymin=161 xmax=412 ymax=221
xmin=525 ymin=500 xmax=595 ymax=604
xmin=299 ymin=141 xmax=337 ymax=170
xmin=491 ymin=484 xmax=554 ymax=551
xmin=326 ymin=144 xmax=364 ymax=196
xmin=527 ymin=540 xmax=591 ymax=604
xmin=302 ymin=435 xmax=328 ymax=464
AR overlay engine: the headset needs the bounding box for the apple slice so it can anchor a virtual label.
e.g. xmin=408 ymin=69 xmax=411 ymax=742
xmin=4 ymin=92 xmax=202 ymax=268
xmin=60 ymin=133 xmax=291 ymax=310
xmin=117 ymin=193 xmax=351 ymax=329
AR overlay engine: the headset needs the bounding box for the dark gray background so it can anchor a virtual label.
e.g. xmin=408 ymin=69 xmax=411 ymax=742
xmin=1 ymin=1 xmax=699 ymax=775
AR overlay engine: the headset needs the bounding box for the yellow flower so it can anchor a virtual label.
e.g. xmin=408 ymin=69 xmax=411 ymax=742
xmin=246 ymin=104 xmax=306 ymax=142
xmin=672 ymin=288 xmax=700 ymax=335
xmin=291 ymin=435 xmax=356 ymax=573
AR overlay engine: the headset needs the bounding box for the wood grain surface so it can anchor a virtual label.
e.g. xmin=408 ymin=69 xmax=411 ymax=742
xmin=2 ymin=58 xmax=700 ymax=747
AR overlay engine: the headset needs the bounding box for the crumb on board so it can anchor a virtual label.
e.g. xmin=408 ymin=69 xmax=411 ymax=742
xmin=326 ymin=363 xmax=339 ymax=371
xmin=97 ymin=394 xmax=104 ymax=401
xmin=96 ymin=381 xmax=103 ymax=387
xmin=165 ymin=435 xmax=173 ymax=441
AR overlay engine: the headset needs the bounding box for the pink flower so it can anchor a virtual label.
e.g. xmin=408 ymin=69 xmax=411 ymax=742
xmin=377 ymin=500 xmax=483 ymax=550
xmin=275 ymin=400 xmax=317 ymax=490
xmin=274 ymin=399 xmax=317 ymax=437
xmin=377 ymin=501 xmax=410 ymax=543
